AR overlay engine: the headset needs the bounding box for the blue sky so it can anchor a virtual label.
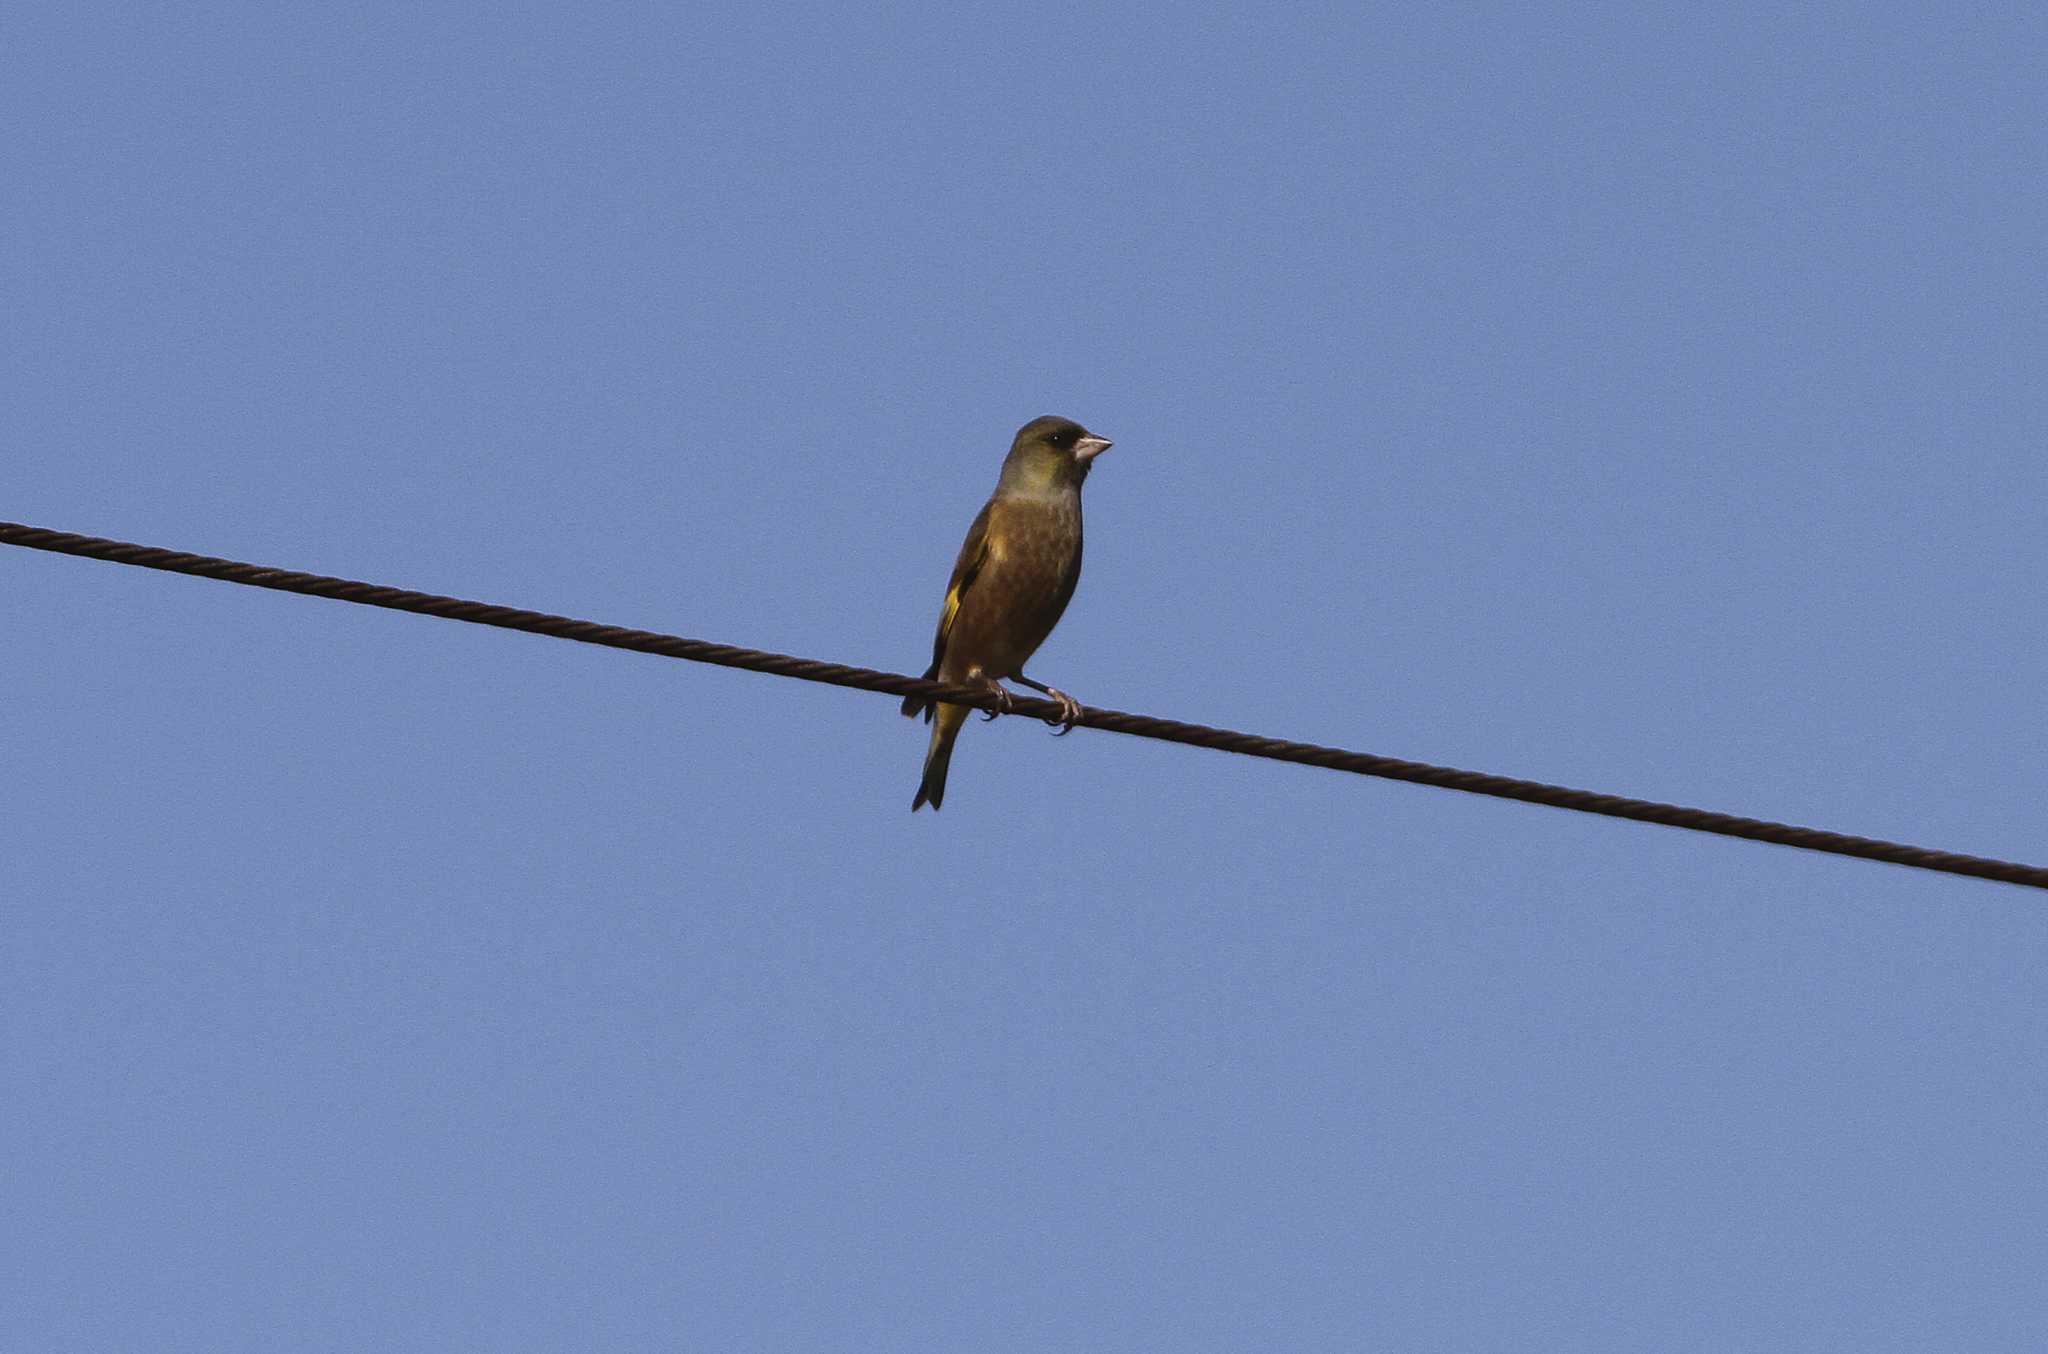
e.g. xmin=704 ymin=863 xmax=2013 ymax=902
xmin=6 ymin=3 xmax=2045 ymax=1349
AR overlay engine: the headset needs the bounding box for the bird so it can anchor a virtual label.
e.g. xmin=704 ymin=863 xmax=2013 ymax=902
xmin=903 ymin=414 xmax=1113 ymax=810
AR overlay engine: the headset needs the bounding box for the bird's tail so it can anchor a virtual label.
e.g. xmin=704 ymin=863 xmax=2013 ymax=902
xmin=911 ymin=702 xmax=969 ymax=811
xmin=901 ymin=662 xmax=940 ymax=721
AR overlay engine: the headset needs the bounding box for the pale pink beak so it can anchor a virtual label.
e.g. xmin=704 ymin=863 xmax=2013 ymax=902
xmin=1074 ymin=434 xmax=1112 ymax=462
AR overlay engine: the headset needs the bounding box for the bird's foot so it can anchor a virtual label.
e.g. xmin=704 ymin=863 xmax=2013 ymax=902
xmin=975 ymin=677 xmax=1014 ymax=721
xmin=1040 ymin=686 xmax=1083 ymax=735
xmin=1012 ymin=671 xmax=1084 ymax=733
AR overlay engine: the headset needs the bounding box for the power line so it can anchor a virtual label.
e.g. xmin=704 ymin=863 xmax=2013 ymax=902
xmin=5 ymin=518 xmax=2043 ymax=892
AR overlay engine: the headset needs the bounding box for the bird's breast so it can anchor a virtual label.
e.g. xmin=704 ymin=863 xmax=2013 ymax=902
xmin=942 ymin=492 xmax=1084 ymax=679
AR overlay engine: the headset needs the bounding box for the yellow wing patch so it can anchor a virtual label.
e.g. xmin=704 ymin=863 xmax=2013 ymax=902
xmin=930 ymin=499 xmax=994 ymax=672
xmin=938 ymin=577 xmax=964 ymax=648
xmin=906 ymin=498 xmax=994 ymax=722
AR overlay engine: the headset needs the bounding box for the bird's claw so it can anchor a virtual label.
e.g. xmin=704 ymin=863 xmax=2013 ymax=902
xmin=976 ymin=679 xmax=1013 ymax=721
xmin=1041 ymin=688 xmax=1083 ymax=735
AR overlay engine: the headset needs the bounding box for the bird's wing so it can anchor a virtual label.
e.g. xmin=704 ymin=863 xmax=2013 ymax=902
xmin=929 ymin=498 xmax=993 ymax=673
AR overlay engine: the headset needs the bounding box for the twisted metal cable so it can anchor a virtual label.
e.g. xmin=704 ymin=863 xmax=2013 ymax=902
xmin=5 ymin=520 xmax=2043 ymax=891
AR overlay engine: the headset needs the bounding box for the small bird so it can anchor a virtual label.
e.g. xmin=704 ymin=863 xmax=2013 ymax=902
xmin=903 ymin=415 xmax=1113 ymax=810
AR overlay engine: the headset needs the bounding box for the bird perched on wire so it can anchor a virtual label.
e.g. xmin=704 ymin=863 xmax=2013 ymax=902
xmin=902 ymin=414 xmax=1113 ymax=811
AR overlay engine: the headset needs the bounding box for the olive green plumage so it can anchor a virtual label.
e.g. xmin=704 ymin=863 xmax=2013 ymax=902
xmin=904 ymin=415 xmax=1112 ymax=810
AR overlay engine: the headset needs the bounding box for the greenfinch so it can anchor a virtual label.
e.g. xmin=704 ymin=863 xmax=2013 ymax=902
xmin=903 ymin=415 xmax=1112 ymax=810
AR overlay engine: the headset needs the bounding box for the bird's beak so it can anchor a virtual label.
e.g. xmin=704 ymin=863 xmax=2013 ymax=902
xmin=1074 ymin=434 xmax=1112 ymax=463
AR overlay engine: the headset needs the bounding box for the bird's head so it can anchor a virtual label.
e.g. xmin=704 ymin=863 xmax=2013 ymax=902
xmin=1000 ymin=415 xmax=1113 ymax=491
